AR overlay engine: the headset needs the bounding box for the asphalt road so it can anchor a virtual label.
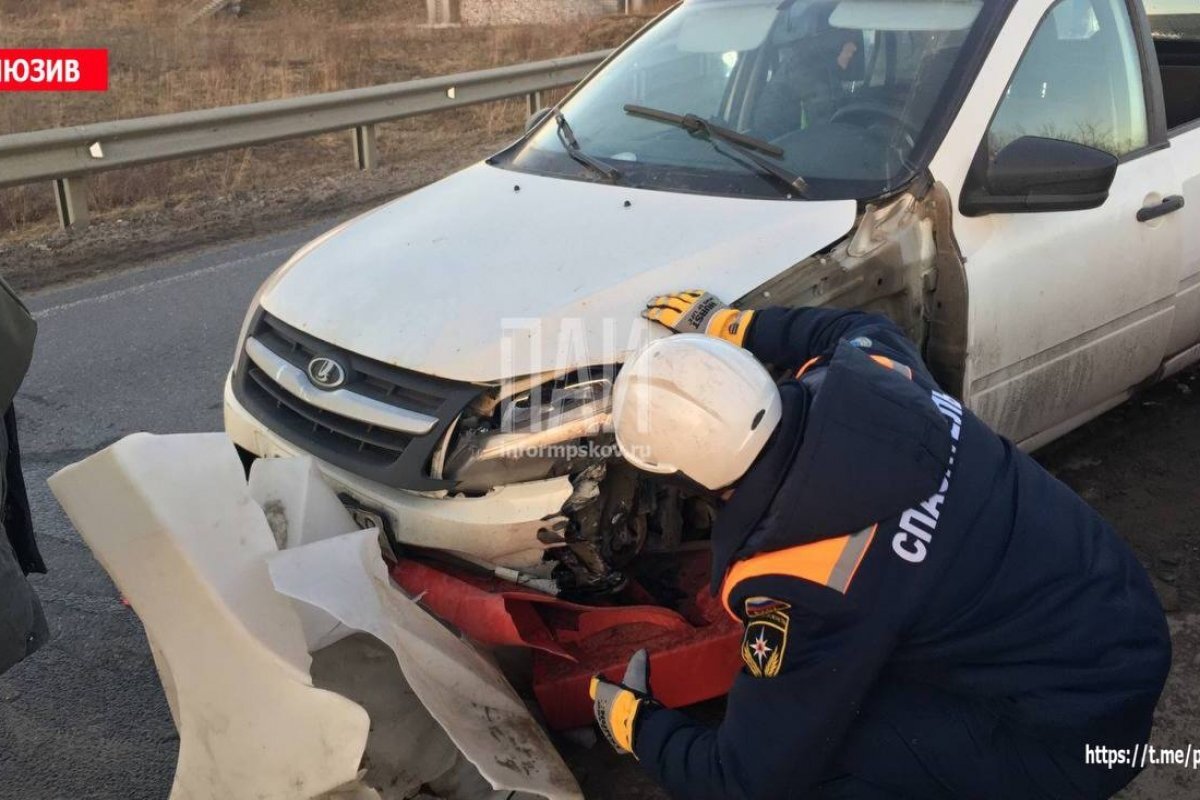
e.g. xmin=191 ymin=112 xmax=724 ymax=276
xmin=0 ymin=222 xmax=1198 ymax=799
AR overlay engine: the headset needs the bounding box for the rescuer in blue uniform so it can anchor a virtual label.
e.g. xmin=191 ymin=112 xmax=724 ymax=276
xmin=589 ymin=291 xmax=1171 ymax=799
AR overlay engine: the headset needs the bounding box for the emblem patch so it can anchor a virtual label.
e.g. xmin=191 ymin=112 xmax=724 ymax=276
xmin=741 ymin=597 xmax=790 ymax=678
xmin=306 ymin=355 xmax=348 ymax=390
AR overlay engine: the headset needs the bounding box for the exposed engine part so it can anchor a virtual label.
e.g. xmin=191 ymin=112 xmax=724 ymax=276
xmin=551 ymin=464 xmax=625 ymax=598
xmin=546 ymin=461 xmax=719 ymax=602
xmin=408 ymin=543 xmax=562 ymax=596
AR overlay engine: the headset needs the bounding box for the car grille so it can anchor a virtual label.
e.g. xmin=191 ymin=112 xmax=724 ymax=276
xmin=232 ymin=310 xmax=480 ymax=491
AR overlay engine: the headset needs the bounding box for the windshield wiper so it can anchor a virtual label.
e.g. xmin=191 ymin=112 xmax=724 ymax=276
xmin=626 ymin=104 xmax=783 ymax=156
xmin=556 ymin=113 xmax=622 ymax=183
xmin=624 ymin=103 xmax=809 ymax=198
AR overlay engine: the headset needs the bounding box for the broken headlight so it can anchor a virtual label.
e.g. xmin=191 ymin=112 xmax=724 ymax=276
xmin=440 ymin=371 xmax=615 ymax=493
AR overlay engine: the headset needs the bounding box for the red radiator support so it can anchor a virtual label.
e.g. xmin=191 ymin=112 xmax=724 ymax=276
xmin=390 ymin=551 xmax=742 ymax=730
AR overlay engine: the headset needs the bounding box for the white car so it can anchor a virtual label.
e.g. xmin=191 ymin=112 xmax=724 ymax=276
xmin=226 ymin=0 xmax=1200 ymax=597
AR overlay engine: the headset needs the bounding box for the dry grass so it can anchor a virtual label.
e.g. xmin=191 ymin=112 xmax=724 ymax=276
xmin=0 ymin=0 xmax=655 ymax=235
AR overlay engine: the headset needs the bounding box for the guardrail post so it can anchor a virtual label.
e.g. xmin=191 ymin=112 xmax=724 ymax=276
xmin=426 ymin=0 xmax=459 ymax=26
xmin=53 ymin=176 xmax=89 ymax=230
xmin=526 ymin=90 xmax=544 ymax=117
xmin=352 ymin=125 xmax=378 ymax=171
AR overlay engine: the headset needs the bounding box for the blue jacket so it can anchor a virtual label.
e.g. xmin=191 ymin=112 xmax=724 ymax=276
xmin=633 ymin=307 xmax=1171 ymax=799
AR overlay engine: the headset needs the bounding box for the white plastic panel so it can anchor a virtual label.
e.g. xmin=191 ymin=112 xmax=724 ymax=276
xmin=249 ymin=455 xmax=360 ymax=652
xmin=267 ymin=530 xmax=583 ymax=800
xmin=48 ymin=433 xmax=371 ymax=800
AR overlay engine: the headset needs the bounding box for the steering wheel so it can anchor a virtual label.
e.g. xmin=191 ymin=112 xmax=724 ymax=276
xmin=829 ymin=101 xmax=918 ymax=150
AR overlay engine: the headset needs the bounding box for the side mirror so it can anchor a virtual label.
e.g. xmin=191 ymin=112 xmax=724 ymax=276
xmin=959 ymin=136 xmax=1118 ymax=217
xmin=525 ymin=106 xmax=553 ymax=134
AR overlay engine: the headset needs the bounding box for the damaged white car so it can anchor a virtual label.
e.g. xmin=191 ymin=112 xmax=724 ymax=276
xmin=43 ymin=1 xmax=1200 ymax=798
xmin=224 ymin=0 xmax=1200 ymax=599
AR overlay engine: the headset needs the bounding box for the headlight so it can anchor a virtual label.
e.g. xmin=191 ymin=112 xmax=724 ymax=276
xmin=442 ymin=372 xmax=615 ymax=492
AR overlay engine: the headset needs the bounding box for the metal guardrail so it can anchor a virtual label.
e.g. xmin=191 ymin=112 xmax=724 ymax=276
xmin=0 ymin=50 xmax=612 ymax=229
xmin=428 ymin=0 xmax=652 ymax=25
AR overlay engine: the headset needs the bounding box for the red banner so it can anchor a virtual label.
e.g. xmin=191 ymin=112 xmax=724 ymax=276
xmin=0 ymin=49 xmax=108 ymax=91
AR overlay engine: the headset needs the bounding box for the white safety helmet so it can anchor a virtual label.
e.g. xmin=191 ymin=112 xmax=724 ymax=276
xmin=612 ymin=334 xmax=783 ymax=491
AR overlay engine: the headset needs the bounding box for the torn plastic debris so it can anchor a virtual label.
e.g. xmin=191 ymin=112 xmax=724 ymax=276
xmin=247 ymin=455 xmax=578 ymax=798
xmin=48 ymin=433 xmax=372 ymax=800
xmin=48 ymin=433 xmax=582 ymax=800
xmin=310 ymin=633 xmax=464 ymax=800
xmin=248 ymin=455 xmax=358 ymax=652
xmin=268 ymin=529 xmax=582 ymax=800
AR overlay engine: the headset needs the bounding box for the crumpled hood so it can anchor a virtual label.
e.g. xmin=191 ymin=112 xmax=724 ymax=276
xmin=711 ymin=342 xmax=953 ymax=589
xmin=261 ymin=163 xmax=856 ymax=382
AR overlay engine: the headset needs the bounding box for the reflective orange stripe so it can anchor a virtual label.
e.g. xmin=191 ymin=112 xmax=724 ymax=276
xmin=796 ymin=354 xmax=911 ymax=381
xmin=720 ymin=525 xmax=877 ymax=618
xmin=795 ymin=356 xmax=822 ymax=379
xmin=869 ymin=354 xmax=913 ymax=379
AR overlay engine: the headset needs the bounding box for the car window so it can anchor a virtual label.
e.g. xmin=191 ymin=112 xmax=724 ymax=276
xmin=987 ymin=0 xmax=1149 ymax=157
xmin=1143 ymin=0 xmax=1200 ymax=130
xmin=496 ymin=0 xmax=1007 ymax=202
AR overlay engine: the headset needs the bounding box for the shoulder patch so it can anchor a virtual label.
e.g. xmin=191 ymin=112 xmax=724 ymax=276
xmin=741 ymin=597 xmax=790 ymax=678
xmin=848 ymin=336 xmax=873 ymax=348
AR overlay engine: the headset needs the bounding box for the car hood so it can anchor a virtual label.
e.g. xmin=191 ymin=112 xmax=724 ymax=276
xmin=261 ymin=163 xmax=857 ymax=382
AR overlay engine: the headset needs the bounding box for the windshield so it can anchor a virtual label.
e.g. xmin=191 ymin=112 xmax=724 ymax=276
xmin=495 ymin=0 xmax=1003 ymax=200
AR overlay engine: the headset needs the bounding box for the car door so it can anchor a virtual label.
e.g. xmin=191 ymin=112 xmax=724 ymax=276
xmin=934 ymin=0 xmax=1183 ymax=447
xmin=1145 ymin=2 xmax=1200 ymax=371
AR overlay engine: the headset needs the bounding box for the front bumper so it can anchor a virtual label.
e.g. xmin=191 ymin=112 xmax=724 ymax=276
xmin=224 ymin=374 xmax=572 ymax=569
